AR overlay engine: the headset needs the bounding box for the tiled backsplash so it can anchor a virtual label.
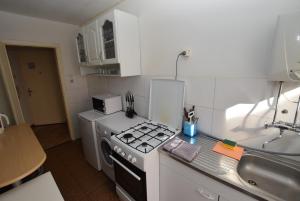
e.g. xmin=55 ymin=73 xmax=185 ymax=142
xmin=86 ymin=75 xmax=300 ymax=150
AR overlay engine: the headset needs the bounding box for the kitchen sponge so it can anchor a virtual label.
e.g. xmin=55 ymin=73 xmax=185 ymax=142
xmin=222 ymin=139 xmax=237 ymax=150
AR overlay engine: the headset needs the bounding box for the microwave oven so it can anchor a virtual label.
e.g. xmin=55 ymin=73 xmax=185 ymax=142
xmin=92 ymin=94 xmax=122 ymax=114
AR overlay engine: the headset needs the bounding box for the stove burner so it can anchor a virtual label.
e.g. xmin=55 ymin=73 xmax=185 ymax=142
xmin=115 ymin=121 xmax=176 ymax=154
xmin=157 ymin=132 xmax=165 ymax=137
xmin=141 ymin=142 xmax=148 ymax=147
xmin=123 ymin=133 xmax=133 ymax=139
xmin=141 ymin=126 xmax=148 ymax=130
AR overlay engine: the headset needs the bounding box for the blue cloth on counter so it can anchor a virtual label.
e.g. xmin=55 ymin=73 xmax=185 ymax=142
xmin=163 ymin=137 xmax=201 ymax=162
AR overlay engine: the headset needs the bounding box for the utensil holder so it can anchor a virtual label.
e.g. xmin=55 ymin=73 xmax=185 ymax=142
xmin=183 ymin=121 xmax=197 ymax=137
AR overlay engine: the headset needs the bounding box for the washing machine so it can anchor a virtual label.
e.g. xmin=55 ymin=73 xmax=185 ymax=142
xmin=96 ymin=111 xmax=145 ymax=181
xmin=96 ymin=122 xmax=115 ymax=181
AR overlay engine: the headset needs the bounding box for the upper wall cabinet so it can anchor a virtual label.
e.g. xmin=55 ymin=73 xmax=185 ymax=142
xmin=77 ymin=9 xmax=141 ymax=77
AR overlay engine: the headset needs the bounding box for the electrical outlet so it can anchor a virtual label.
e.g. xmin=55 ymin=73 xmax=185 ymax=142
xmin=183 ymin=49 xmax=191 ymax=57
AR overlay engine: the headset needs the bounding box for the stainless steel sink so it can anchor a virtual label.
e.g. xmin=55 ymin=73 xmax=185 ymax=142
xmin=237 ymin=153 xmax=300 ymax=201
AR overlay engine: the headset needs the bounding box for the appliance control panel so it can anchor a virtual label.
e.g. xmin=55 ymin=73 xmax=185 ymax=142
xmin=113 ymin=144 xmax=143 ymax=170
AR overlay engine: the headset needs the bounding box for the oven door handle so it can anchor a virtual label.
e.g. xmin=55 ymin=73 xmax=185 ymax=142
xmin=109 ymin=155 xmax=141 ymax=181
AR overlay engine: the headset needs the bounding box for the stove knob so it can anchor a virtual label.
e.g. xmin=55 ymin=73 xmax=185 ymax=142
xmin=121 ymin=152 xmax=126 ymax=157
xmin=117 ymin=148 xmax=122 ymax=153
xmin=127 ymin=155 xmax=132 ymax=161
xmin=131 ymin=157 xmax=137 ymax=164
xmin=114 ymin=146 xmax=118 ymax=151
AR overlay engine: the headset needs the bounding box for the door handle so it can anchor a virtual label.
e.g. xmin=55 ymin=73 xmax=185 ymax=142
xmin=27 ymin=88 xmax=33 ymax=96
xmin=196 ymin=188 xmax=216 ymax=200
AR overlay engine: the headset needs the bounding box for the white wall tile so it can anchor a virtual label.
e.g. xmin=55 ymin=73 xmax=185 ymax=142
xmin=86 ymin=76 xmax=108 ymax=97
xmin=180 ymin=76 xmax=215 ymax=108
xmin=107 ymin=77 xmax=127 ymax=95
xmin=134 ymin=95 xmax=148 ymax=118
xmin=214 ymin=78 xmax=276 ymax=119
xmin=211 ymin=109 xmax=274 ymax=143
xmin=185 ymin=104 xmax=213 ymax=135
xmin=123 ymin=76 xmax=146 ymax=97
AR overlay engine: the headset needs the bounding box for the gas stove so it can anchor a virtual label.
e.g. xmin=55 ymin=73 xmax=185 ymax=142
xmin=111 ymin=121 xmax=179 ymax=171
xmin=115 ymin=121 xmax=176 ymax=154
xmin=111 ymin=120 xmax=180 ymax=201
xmin=110 ymin=79 xmax=185 ymax=201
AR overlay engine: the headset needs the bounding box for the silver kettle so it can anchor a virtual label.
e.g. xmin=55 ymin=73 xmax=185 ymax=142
xmin=0 ymin=113 xmax=10 ymax=134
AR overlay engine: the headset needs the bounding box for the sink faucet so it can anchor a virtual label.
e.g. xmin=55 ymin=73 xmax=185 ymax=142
xmin=263 ymin=81 xmax=300 ymax=149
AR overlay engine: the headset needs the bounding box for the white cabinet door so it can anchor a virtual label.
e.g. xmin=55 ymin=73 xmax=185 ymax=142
xmin=75 ymin=28 xmax=87 ymax=64
xmin=160 ymin=154 xmax=258 ymax=201
xmin=160 ymin=164 xmax=218 ymax=201
xmin=97 ymin=12 xmax=118 ymax=64
xmin=85 ymin=20 xmax=101 ymax=65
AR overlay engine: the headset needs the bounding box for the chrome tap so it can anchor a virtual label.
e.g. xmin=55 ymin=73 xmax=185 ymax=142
xmin=263 ymin=81 xmax=300 ymax=148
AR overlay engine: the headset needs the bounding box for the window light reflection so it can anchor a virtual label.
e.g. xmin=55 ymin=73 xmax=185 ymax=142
xmin=225 ymin=87 xmax=300 ymax=120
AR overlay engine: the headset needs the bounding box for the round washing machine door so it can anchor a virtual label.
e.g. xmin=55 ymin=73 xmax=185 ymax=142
xmin=100 ymin=137 xmax=113 ymax=167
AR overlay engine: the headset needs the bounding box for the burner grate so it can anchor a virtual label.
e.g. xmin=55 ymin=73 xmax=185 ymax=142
xmin=116 ymin=121 xmax=175 ymax=154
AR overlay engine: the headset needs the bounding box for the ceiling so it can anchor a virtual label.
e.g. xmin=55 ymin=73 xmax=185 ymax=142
xmin=0 ymin=0 xmax=122 ymax=25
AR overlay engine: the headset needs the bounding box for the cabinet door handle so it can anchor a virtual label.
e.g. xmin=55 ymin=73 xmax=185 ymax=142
xmin=197 ymin=188 xmax=216 ymax=200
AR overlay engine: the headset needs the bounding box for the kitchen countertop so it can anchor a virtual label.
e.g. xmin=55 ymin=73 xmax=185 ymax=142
xmin=159 ymin=133 xmax=298 ymax=201
xmin=0 ymin=172 xmax=64 ymax=201
xmin=0 ymin=124 xmax=46 ymax=188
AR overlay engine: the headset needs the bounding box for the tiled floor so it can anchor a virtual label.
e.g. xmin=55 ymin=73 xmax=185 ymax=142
xmin=32 ymin=123 xmax=71 ymax=150
xmin=43 ymin=140 xmax=119 ymax=201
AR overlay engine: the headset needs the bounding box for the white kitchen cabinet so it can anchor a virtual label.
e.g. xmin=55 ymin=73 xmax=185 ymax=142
xmin=98 ymin=10 xmax=140 ymax=72
xmin=85 ymin=20 xmax=102 ymax=65
xmin=77 ymin=9 xmax=141 ymax=77
xmin=160 ymin=154 xmax=257 ymax=201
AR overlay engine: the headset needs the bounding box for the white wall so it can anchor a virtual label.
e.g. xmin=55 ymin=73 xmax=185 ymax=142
xmin=0 ymin=11 xmax=89 ymax=139
xmin=86 ymin=0 xmax=300 ymax=153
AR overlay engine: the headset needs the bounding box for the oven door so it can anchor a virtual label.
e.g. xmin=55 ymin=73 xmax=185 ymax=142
xmin=110 ymin=152 xmax=147 ymax=201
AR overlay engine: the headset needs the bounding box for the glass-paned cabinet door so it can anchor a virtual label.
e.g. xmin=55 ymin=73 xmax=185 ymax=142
xmin=76 ymin=33 xmax=87 ymax=63
xmin=102 ymin=20 xmax=116 ymax=60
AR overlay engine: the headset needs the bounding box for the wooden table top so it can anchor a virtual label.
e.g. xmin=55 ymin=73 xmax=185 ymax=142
xmin=0 ymin=124 xmax=46 ymax=188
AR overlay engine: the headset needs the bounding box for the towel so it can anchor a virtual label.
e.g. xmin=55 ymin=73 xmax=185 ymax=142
xmin=163 ymin=137 xmax=201 ymax=162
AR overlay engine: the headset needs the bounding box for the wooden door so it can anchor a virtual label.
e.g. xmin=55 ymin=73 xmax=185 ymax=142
xmin=7 ymin=46 xmax=66 ymax=125
xmin=85 ymin=21 xmax=101 ymax=65
xmin=0 ymin=42 xmax=24 ymax=124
